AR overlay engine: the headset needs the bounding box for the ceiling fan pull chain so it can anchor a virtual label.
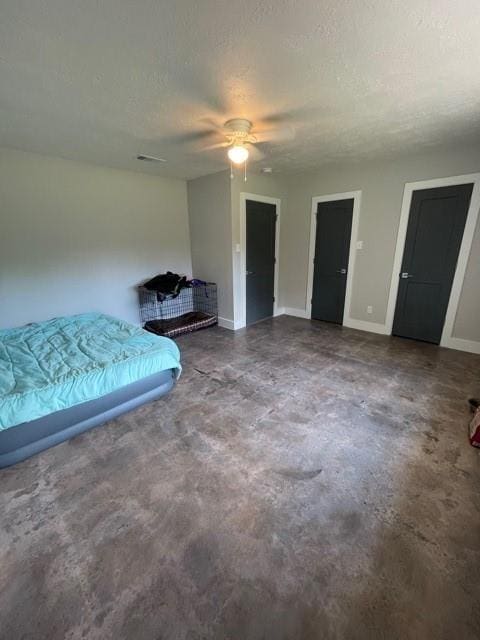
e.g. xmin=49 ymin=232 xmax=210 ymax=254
xmin=244 ymin=158 xmax=247 ymax=182
xmin=230 ymin=159 xmax=234 ymax=180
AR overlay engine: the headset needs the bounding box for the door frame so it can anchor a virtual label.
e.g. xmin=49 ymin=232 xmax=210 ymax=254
xmin=306 ymin=190 xmax=362 ymax=324
xmin=385 ymin=173 xmax=480 ymax=349
xmin=239 ymin=192 xmax=281 ymax=328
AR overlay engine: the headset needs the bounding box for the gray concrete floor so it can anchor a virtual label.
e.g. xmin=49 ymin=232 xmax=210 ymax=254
xmin=1 ymin=316 xmax=480 ymax=640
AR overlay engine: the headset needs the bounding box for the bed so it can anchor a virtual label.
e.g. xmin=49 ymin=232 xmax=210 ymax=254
xmin=0 ymin=312 xmax=181 ymax=468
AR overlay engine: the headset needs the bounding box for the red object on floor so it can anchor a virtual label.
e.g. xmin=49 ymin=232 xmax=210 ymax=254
xmin=469 ymin=408 xmax=480 ymax=448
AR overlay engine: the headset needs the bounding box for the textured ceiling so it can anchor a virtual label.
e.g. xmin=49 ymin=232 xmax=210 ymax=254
xmin=1 ymin=0 xmax=480 ymax=179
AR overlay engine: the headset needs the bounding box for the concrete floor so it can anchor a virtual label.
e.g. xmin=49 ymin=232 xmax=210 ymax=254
xmin=1 ymin=316 xmax=480 ymax=640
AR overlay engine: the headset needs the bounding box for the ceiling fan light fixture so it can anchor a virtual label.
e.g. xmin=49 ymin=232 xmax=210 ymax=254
xmin=228 ymin=145 xmax=249 ymax=165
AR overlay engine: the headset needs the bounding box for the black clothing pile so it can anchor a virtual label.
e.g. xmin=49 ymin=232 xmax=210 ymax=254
xmin=143 ymin=272 xmax=188 ymax=302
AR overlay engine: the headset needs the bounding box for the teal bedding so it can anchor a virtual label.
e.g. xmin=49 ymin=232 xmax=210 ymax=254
xmin=0 ymin=313 xmax=181 ymax=430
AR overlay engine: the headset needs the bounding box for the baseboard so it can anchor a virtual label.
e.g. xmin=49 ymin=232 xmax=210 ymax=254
xmin=222 ymin=310 xmax=480 ymax=353
xmin=222 ymin=310 xmax=287 ymax=329
xmin=440 ymin=336 xmax=480 ymax=355
xmin=218 ymin=317 xmax=235 ymax=330
xmin=283 ymin=307 xmax=310 ymax=319
xmin=343 ymin=317 xmax=389 ymax=335
xmin=280 ymin=311 xmax=389 ymax=335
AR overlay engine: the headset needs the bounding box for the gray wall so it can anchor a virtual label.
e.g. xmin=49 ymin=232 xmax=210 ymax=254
xmin=0 ymin=148 xmax=191 ymax=329
xmin=280 ymin=144 xmax=480 ymax=342
xmin=2 ymin=144 xmax=478 ymax=344
xmin=187 ymin=171 xmax=233 ymax=321
xmin=187 ymin=169 xmax=287 ymax=325
xmin=453 ymin=219 xmax=480 ymax=341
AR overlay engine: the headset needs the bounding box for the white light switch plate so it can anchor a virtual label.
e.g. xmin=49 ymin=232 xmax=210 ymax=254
xmin=356 ymin=240 xmax=363 ymax=250
xmin=235 ymin=243 xmax=241 ymax=253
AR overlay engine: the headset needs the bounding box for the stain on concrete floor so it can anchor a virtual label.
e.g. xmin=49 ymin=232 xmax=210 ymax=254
xmin=1 ymin=316 xmax=479 ymax=639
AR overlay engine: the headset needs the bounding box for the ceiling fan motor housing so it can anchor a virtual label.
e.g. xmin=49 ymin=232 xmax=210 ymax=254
xmin=224 ymin=118 xmax=256 ymax=145
xmin=225 ymin=118 xmax=252 ymax=135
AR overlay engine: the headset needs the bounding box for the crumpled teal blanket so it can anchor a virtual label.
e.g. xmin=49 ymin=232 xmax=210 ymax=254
xmin=0 ymin=313 xmax=181 ymax=430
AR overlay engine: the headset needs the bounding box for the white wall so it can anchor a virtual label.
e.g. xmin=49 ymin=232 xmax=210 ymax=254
xmin=279 ymin=144 xmax=480 ymax=343
xmin=0 ymin=148 xmax=191 ymax=329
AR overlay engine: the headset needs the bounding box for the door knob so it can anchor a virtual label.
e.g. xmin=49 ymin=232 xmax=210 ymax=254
xmin=400 ymin=272 xmax=413 ymax=279
xmin=337 ymin=268 xmax=347 ymax=275
xmin=246 ymin=270 xmax=255 ymax=276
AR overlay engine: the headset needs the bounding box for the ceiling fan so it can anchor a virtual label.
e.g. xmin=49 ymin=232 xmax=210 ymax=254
xmin=199 ymin=118 xmax=294 ymax=170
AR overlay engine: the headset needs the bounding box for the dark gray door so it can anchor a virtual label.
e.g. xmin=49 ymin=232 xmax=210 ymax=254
xmin=311 ymin=199 xmax=353 ymax=324
xmin=246 ymin=199 xmax=276 ymax=325
xmin=392 ymin=183 xmax=472 ymax=344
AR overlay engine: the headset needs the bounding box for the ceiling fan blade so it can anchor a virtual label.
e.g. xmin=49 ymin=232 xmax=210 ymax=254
xmin=160 ymin=129 xmax=216 ymax=146
xmin=253 ymin=127 xmax=295 ymax=143
xmin=199 ymin=141 xmax=230 ymax=152
xmin=199 ymin=117 xmax=227 ymax=134
xmin=261 ymin=106 xmax=322 ymax=125
xmin=246 ymin=144 xmax=266 ymax=162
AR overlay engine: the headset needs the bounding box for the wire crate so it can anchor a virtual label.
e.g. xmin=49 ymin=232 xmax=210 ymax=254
xmin=138 ymin=282 xmax=218 ymax=338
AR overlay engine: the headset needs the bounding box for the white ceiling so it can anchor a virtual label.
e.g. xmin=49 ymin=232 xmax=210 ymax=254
xmin=1 ymin=0 xmax=480 ymax=179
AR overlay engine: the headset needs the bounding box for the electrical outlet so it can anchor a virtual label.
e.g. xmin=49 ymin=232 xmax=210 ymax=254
xmin=367 ymin=305 xmax=373 ymax=314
